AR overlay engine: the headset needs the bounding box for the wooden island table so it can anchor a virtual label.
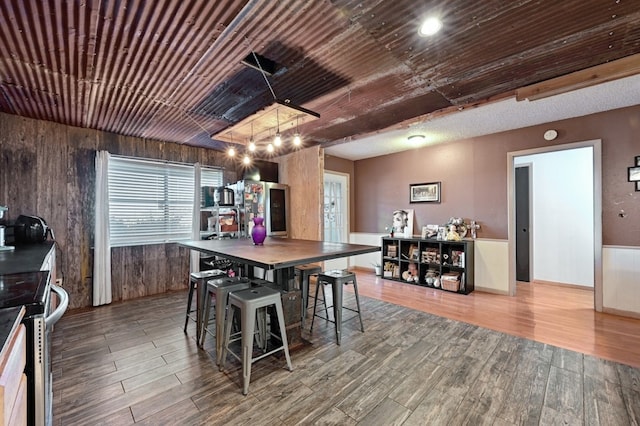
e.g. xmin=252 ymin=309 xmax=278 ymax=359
xmin=180 ymin=237 xmax=380 ymax=346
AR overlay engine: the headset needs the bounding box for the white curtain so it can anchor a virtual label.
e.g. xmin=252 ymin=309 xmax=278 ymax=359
xmin=93 ymin=151 xmax=112 ymax=306
xmin=190 ymin=163 xmax=201 ymax=273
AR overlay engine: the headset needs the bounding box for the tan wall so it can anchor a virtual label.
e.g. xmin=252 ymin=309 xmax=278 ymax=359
xmin=353 ymin=105 xmax=640 ymax=246
xmin=0 ymin=112 xmax=237 ymax=309
xmin=277 ymin=145 xmax=323 ymax=240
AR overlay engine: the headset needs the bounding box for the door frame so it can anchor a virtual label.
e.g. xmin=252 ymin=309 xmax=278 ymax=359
xmin=507 ymin=139 xmax=602 ymax=311
xmin=323 ymin=171 xmax=350 ymax=269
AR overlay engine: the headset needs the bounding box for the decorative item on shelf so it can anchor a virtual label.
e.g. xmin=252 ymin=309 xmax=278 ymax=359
xmin=391 ymin=209 xmax=414 ymax=238
xmin=402 ymin=262 xmax=419 ymax=283
xmin=385 ymin=225 xmax=395 ymax=237
xmin=442 ymin=217 xmax=480 ymax=239
xmin=445 ymin=225 xmax=461 ymax=241
xmin=251 ymin=217 xmax=266 ymax=245
xmin=468 ymin=220 xmax=480 ymax=239
xmin=421 ymin=224 xmax=438 ymax=239
xmin=441 ymin=272 xmax=461 ymax=292
xmin=436 ymin=226 xmax=446 ymax=241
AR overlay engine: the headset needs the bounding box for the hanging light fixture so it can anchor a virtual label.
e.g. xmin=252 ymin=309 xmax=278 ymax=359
xmin=228 ymin=147 xmax=236 ymax=157
xmin=248 ymin=121 xmax=256 ymax=151
xmin=242 ymin=154 xmax=251 ymax=165
xmin=212 ymin=39 xmax=319 ymax=152
xmin=293 ymin=116 xmax=301 ymax=146
xmin=267 ymin=143 xmax=274 ymax=153
xmin=273 ymin=109 xmax=282 ymax=147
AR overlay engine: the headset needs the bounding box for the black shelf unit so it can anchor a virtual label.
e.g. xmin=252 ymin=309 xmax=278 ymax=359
xmin=381 ymin=236 xmax=474 ymax=294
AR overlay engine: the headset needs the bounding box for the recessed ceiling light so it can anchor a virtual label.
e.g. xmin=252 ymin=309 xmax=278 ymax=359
xmin=407 ymin=134 xmax=426 ymax=145
xmin=419 ymin=17 xmax=442 ymax=36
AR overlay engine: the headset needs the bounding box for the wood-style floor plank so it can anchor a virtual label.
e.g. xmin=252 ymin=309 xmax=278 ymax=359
xmin=51 ymin=270 xmax=640 ymax=425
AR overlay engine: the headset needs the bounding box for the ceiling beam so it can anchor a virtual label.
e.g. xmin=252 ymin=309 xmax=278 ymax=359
xmin=516 ymin=54 xmax=640 ymax=101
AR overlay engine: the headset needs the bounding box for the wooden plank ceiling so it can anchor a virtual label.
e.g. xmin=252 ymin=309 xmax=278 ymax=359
xmin=0 ymin=0 xmax=638 ymax=157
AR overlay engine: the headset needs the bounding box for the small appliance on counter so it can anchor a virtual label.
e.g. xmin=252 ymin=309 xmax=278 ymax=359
xmin=14 ymin=214 xmax=54 ymax=245
xmin=0 ymin=205 xmax=15 ymax=251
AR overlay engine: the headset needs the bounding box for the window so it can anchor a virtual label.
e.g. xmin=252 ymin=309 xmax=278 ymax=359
xmin=107 ymin=156 xmax=222 ymax=246
xmin=201 ymin=166 xmax=224 ymax=188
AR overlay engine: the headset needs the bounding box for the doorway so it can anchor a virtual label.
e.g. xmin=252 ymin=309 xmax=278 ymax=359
xmin=508 ymin=140 xmax=602 ymax=310
xmin=323 ymin=171 xmax=349 ymax=271
xmin=515 ymin=164 xmax=531 ymax=282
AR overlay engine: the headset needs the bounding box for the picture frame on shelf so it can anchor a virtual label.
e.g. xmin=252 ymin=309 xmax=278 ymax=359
xmin=421 ymin=224 xmax=439 ymax=239
xmin=409 ymin=244 xmax=420 ymax=261
xmin=392 ymin=209 xmax=414 ymax=237
xmin=410 ymin=182 xmax=441 ymax=203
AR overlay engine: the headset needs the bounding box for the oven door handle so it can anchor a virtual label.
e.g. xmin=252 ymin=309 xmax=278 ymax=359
xmin=46 ymin=284 xmax=69 ymax=328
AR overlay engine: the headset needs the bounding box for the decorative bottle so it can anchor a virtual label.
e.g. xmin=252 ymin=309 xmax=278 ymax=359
xmin=251 ymin=217 xmax=267 ymax=245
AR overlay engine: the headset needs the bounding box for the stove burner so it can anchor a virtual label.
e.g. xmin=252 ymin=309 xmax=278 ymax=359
xmin=0 ymin=271 xmax=49 ymax=316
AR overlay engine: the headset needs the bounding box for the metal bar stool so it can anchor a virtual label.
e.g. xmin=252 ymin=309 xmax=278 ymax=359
xmin=185 ymin=269 xmax=226 ymax=336
xmin=295 ymin=263 xmax=325 ymax=328
xmin=311 ymin=269 xmax=364 ymax=345
xmin=220 ymin=286 xmax=293 ymax=395
xmin=199 ymin=276 xmax=252 ymax=365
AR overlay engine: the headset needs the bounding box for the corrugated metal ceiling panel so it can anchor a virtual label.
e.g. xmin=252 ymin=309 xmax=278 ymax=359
xmin=0 ymin=0 xmax=638 ymax=156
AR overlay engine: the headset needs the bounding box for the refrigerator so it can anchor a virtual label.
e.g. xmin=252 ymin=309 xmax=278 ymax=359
xmin=232 ymin=180 xmax=290 ymax=238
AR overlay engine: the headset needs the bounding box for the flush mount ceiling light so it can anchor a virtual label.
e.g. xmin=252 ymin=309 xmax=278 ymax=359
xmin=407 ymin=134 xmax=426 ymax=146
xmin=419 ymin=17 xmax=442 ymax=36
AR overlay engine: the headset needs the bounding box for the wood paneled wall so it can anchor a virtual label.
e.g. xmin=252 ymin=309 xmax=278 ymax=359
xmin=277 ymin=146 xmax=323 ymax=240
xmin=0 ymin=113 xmax=237 ymax=309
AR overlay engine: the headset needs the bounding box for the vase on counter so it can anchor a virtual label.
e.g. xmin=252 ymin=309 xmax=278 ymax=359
xmin=251 ymin=217 xmax=266 ymax=245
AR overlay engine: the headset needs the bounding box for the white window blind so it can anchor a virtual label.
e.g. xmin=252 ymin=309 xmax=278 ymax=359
xmin=201 ymin=167 xmax=224 ymax=188
xmin=108 ymin=156 xmax=196 ymax=246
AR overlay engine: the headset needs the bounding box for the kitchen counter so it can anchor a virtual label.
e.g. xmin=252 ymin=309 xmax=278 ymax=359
xmin=0 ymin=241 xmax=55 ymax=275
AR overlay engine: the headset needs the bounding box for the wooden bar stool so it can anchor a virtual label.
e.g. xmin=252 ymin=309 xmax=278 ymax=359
xmin=311 ymin=270 xmax=364 ymax=345
xmin=220 ymin=286 xmax=293 ymax=395
xmin=185 ymin=269 xmax=226 ymax=336
xmin=295 ymin=263 xmax=323 ymax=328
xmin=199 ymin=276 xmax=252 ymax=365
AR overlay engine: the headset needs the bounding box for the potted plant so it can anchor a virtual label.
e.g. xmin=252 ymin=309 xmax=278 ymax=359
xmin=372 ymin=262 xmax=382 ymax=276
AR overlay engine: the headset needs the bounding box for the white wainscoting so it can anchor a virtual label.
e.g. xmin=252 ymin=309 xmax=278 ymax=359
xmin=473 ymin=239 xmax=510 ymax=294
xmin=348 ymin=233 xmax=510 ymax=294
xmin=349 ymin=233 xmax=387 ymax=272
xmin=603 ymin=246 xmax=640 ymax=316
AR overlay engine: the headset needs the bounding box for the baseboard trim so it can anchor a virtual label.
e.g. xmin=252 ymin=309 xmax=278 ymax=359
xmin=533 ymin=279 xmax=594 ymax=290
xmin=602 ymin=306 xmax=640 ymax=320
xmin=475 ymin=286 xmax=509 ymax=295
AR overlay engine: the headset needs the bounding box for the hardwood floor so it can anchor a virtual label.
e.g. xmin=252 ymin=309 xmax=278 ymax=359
xmin=51 ymin=271 xmax=640 ymax=425
xmin=353 ymin=270 xmax=640 ymax=368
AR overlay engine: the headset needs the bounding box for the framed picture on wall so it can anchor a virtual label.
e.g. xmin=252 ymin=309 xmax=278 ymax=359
xmin=410 ymin=182 xmax=441 ymax=203
xmin=634 ymin=156 xmax=640 ymax=191
xmin=629 ymin=157 xmax=640 ymax=192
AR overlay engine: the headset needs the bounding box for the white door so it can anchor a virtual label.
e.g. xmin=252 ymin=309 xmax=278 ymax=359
xmin=323 ymin=172 xmax=349 ymax=271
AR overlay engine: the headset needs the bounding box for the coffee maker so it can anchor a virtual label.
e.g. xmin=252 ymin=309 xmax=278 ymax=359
xmin=0 ymin=205 xmax=15 ymax=251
